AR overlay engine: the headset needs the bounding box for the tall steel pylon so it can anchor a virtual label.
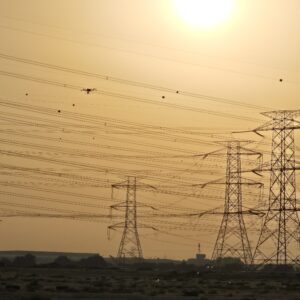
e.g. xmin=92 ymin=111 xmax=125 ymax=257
xmin=108 ymin=176 xmax=156 ymax=262
xmin=204 ymin=141 xmax=262 ymax=264
xmin=252 ymin=110 xmax=300 ymax=265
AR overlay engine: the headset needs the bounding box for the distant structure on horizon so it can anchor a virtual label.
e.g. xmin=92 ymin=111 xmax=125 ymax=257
xmin=0 ymin=250 xmax=98 ymax=264
xmin=187 ymin=243 xmax=207 ymax=266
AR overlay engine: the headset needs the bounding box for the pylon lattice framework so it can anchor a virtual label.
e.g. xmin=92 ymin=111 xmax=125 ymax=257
xmin=252 ymin=110 xmax=300 ymax=265
xmin=109 ymin=176 xmax=143 ymax=262
xmin=211 ymin=141 xmax=261 ymax=264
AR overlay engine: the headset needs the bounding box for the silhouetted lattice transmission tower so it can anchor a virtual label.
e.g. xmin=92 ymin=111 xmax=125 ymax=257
xmin=108 ymin=176 xmax=156 ymax=263
xmin=201 ymin=141 xmax=262 ymax=264
xmin=252 ymin=110 xmax=300 ymax=265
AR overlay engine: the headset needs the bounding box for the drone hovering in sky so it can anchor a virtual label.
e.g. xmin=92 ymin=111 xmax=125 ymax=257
xmin=81 ymin=88 xmax=97 ymax=94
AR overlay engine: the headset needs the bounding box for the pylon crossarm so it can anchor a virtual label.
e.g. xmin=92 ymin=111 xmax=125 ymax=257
xmin=196 ymin=148 xmax=227 ymax=159
xmin=111 ymin=201 xmax=157 ymax=211
xmin=108 ymin=222 xmax=125 ymax=230
xmin=112 ymin=180 xmax=129 ymax=188
xmin=239 ymin=146 xmax=262 ymax=158
xmin=248 ymin=209 xmax=265 ymax=216
xmin=234 ymin=118 xmax=300 ymax=137
xmin=232 ymin=129 xmax=264 ymax=137
xmin=254 ymin=118 xmax=281 ymax=132
xmin=136 ymin=183 xmax=157 ymax=190
xmin=256 ymin=126 xmax=300 ymax=132
xmin=253 ymin=130 xmax=265 ymax=137
xmin=193 ymin=206 xmax=224 ymax=217
xmin=261 ymin=109 xmax=300 ymax=118
xmin=139 ymin=211 xmax=201 ymax=218
xmin=239 ymin=166 xmax=300 ymax=175
xmin=110 ymin=202 xmax=127 ymax=210
xmin=252 ymin=208 xmax=300 ymax=213
xmin=193 ymin=177 xmax=225 ymax=188
xmin=195 ymin=179 xmax=262 ymax=188
xmin=138 ymin=223 xmax=158 ymax=231
xmin=113 ymin=180 xmax=156 ymax=190
xmin=135 ymin=203 xmax=157 ymax=210
xmin=252 ymin=170 xmax=264 ymax=177
xmin=241 ymin=177 xmax=264 ymax=186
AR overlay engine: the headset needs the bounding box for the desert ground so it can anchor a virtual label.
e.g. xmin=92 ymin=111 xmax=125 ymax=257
xmin=0 ymin=266 xmax=299 ymax=300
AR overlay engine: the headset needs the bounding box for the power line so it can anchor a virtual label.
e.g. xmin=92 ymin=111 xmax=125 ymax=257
xmin=0 ymin=72 xmax=263 ymax=122
xmin=0 ymin=52 xmax=271 ymax=111
xmin=0 ymin=20 xmax=294 ymax=88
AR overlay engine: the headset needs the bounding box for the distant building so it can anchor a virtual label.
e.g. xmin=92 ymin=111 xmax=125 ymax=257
xmin=187 ymin=243 xmax=208 ymax=266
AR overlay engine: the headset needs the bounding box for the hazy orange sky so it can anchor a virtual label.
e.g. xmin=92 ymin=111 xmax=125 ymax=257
xmin=0 ymin=0 xmax=299 ymax=259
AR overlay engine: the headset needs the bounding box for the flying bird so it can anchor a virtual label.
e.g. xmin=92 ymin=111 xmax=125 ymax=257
xmin=81 ymin=88 xmax=97 ymax=94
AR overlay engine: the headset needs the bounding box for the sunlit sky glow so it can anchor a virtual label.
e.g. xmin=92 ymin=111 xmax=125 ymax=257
xmin=173 ymin=0 xmax=235 ymax=28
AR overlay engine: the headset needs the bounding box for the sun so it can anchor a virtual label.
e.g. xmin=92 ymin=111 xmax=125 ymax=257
xmin=173 ymin=0 xmax=235 ymax=28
